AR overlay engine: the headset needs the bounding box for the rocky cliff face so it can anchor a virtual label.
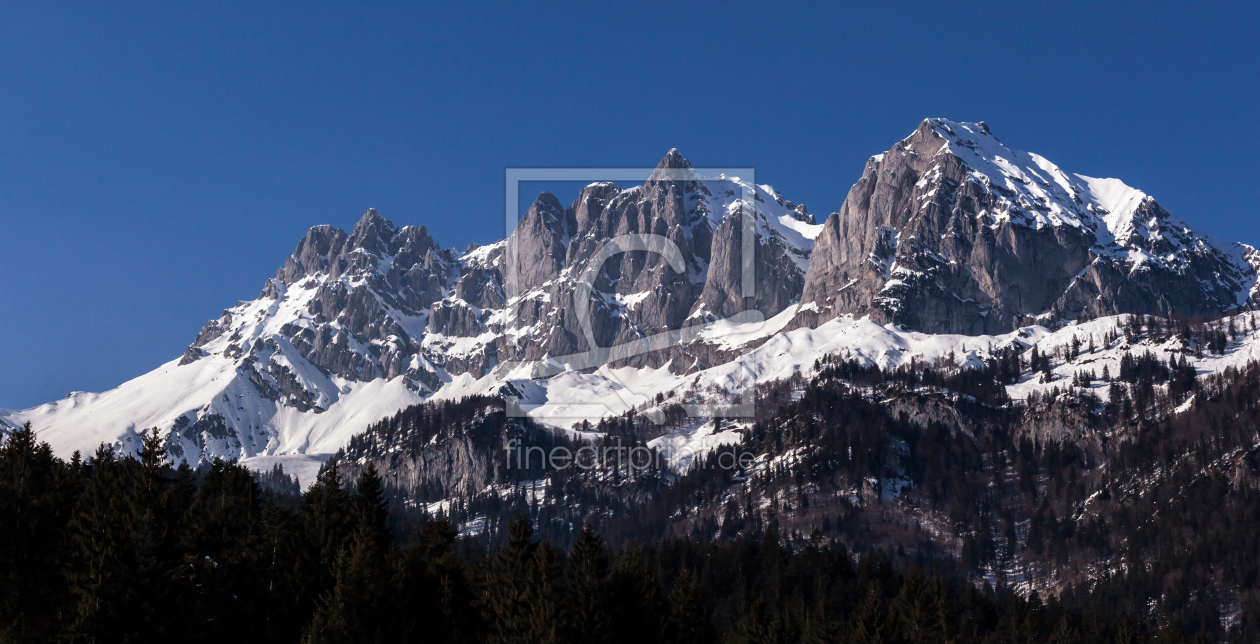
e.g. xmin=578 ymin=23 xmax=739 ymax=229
xmin=794 ymin=119 xmax=1258 ymax=334
xmin=333 ymin=396 xmax=565 ymax=502
xmin=441 ymin=149 xmax=822 ymax=376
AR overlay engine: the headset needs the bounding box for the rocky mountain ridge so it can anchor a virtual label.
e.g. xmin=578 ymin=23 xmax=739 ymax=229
xmin=3 ymin=119 xmax=1257 ymax=470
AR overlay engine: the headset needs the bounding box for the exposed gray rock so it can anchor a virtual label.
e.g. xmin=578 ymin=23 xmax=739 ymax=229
xmin=178 ymin=345 xmax=205 ymax=366
xmin=505 ymin=192 xmax=572 ymax=294
xmin=795 ymin=119 xmax=1257 ymax=334
xmin=1018 ymin=395 xmax=1110 ymax=455
xmin=163 ymin=411 xmax=261 ymax=465
xmin=694 ymin=207 xmax=806 ymax=321
xmin=176 ymin=154 xmax=820 ymax=421
xmin=490 ymin=149 xmax=817 ymax=374
xmin=190 ymin=311 xmax=232 ymax=348
xmin=280 ymin=224 xmax=348 ymax=284
xmin=334 ymin=397 xmax=562 ymax=502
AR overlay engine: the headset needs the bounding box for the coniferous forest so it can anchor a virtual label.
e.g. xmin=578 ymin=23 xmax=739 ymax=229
xmin=0 ymin=415 xmax=1247 ymax=643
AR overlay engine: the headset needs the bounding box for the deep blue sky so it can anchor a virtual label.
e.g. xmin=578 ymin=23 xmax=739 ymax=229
xmin=2 ymin=2 xmax=1258 ymax=409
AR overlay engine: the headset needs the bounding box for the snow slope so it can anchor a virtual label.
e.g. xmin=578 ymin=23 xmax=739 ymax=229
xmin=5 ymin=351 xmax=426 ymax=462
xmin=927 ymin=118 xmax=1257 ymax=290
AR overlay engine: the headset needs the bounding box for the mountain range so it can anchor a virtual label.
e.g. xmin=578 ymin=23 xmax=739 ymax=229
xmin=4 ymin=118 xmax=1258 ymax=483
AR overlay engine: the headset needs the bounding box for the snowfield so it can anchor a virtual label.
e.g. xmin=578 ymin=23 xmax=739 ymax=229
xmin=4 ymin=351 xmax=426 ymax=465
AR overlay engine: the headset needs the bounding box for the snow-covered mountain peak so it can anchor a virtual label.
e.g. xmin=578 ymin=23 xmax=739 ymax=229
xmin=1076 ymin=175 xmax=1148 ymax=227
xmin=796 ymin=118 xmax=1259 ymax=335
xmin=0 ymin=144 xmax=834 ymax=468
xmin=918 ymin=119 xmax=1189 ymax=252
xmin=915 ymin=118 xmax=1098 ymax=231
xmin=919 ymin=118 xmax=1256 ymax=287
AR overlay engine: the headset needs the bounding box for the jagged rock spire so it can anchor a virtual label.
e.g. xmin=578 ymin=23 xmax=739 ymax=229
xmin=648 ymin=148 xmax=694 ymax=183
xmin=505 ymin=192 xmax=573 ymax=294
xmin=348 ymin=208 xmax=397 ymax=255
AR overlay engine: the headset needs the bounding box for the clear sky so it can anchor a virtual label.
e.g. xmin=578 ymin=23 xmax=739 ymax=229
xmin=2 ymin=1 xmax=1258 ymax=410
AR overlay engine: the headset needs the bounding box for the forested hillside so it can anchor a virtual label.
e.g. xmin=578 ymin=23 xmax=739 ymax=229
xmin=324 ymin=316 xmax=1260 ymax=641
xmin=0 ymin=423 xmax=1208 ymax=643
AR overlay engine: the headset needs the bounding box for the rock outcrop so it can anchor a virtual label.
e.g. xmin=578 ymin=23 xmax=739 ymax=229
xmin=794 ymin=119 xmax=1257 ymax=334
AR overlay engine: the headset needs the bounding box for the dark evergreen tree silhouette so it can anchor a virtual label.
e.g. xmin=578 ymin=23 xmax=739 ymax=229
xmin=849 ymin=584 xmax=890 ymax=644
xmin=480 ymin=515 xmax=561 ymax=644
xmin=562 ymin=522 xmax=610 ymax=644
xmin=0 ymin=422 xmax=77 ymax=642
xmin=665 ymin=568 xmax=716 ymax=644
xmin=605 ymin=540 xmax=668 ymax=644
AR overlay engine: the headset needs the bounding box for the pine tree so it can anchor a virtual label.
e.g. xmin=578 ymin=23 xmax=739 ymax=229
xmin=183 ymin=458 xmax=260 ymax=553
xmin=1112 ymin=619 xmax=1136 ymax=644
xmin=798 ymin=594 xmax=841 ymax=644
xmin=563 ymin=523 xmax=610 ymax=644
xmin=480 ymin=515 xmax=561 ymax=644
xmin=64 ymin=443 xmax=181 ymax=641
xmin=605 ymin=541 xmax=667 ymax=644
xmin=128 ymin=430 xmax=188 ymax=636
xmin=299 ymin=460 xmax=356 ymax=624
xmin=304 ymin=460 xmax=353 ymax=558
xmin=132 ymin=428 xmax=185 ymax=559
xmin=303 ymin=518 xmax=400 ymax=644
xmin=1152 ymin=621 xmax=1190 ymax=644
xmin=892 ymin=567 xmax=950 ymax=644
xmin=665 ymin=568 xmax=716 ymax=644
xmin=1049 ymin=614 xmax=1080 ymax=644
xmin=256 ymin=498 xmax=308 ymax=641
xmin=725 ymin=595 xmax=781 ymax=644
xmin=354 ymin=462 xmax=391 ymax=551
xmin=181 ymin=458 xmax=267 ymax=637
xmin=849 ymin=584 xmax=890 ymax=644
xmin=400 ymin=518 xmax=476 ymax=644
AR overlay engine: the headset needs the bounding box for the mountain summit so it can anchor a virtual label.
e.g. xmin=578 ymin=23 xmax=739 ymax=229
xmin=795 ymin=118 xmax=1258 ymax=334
